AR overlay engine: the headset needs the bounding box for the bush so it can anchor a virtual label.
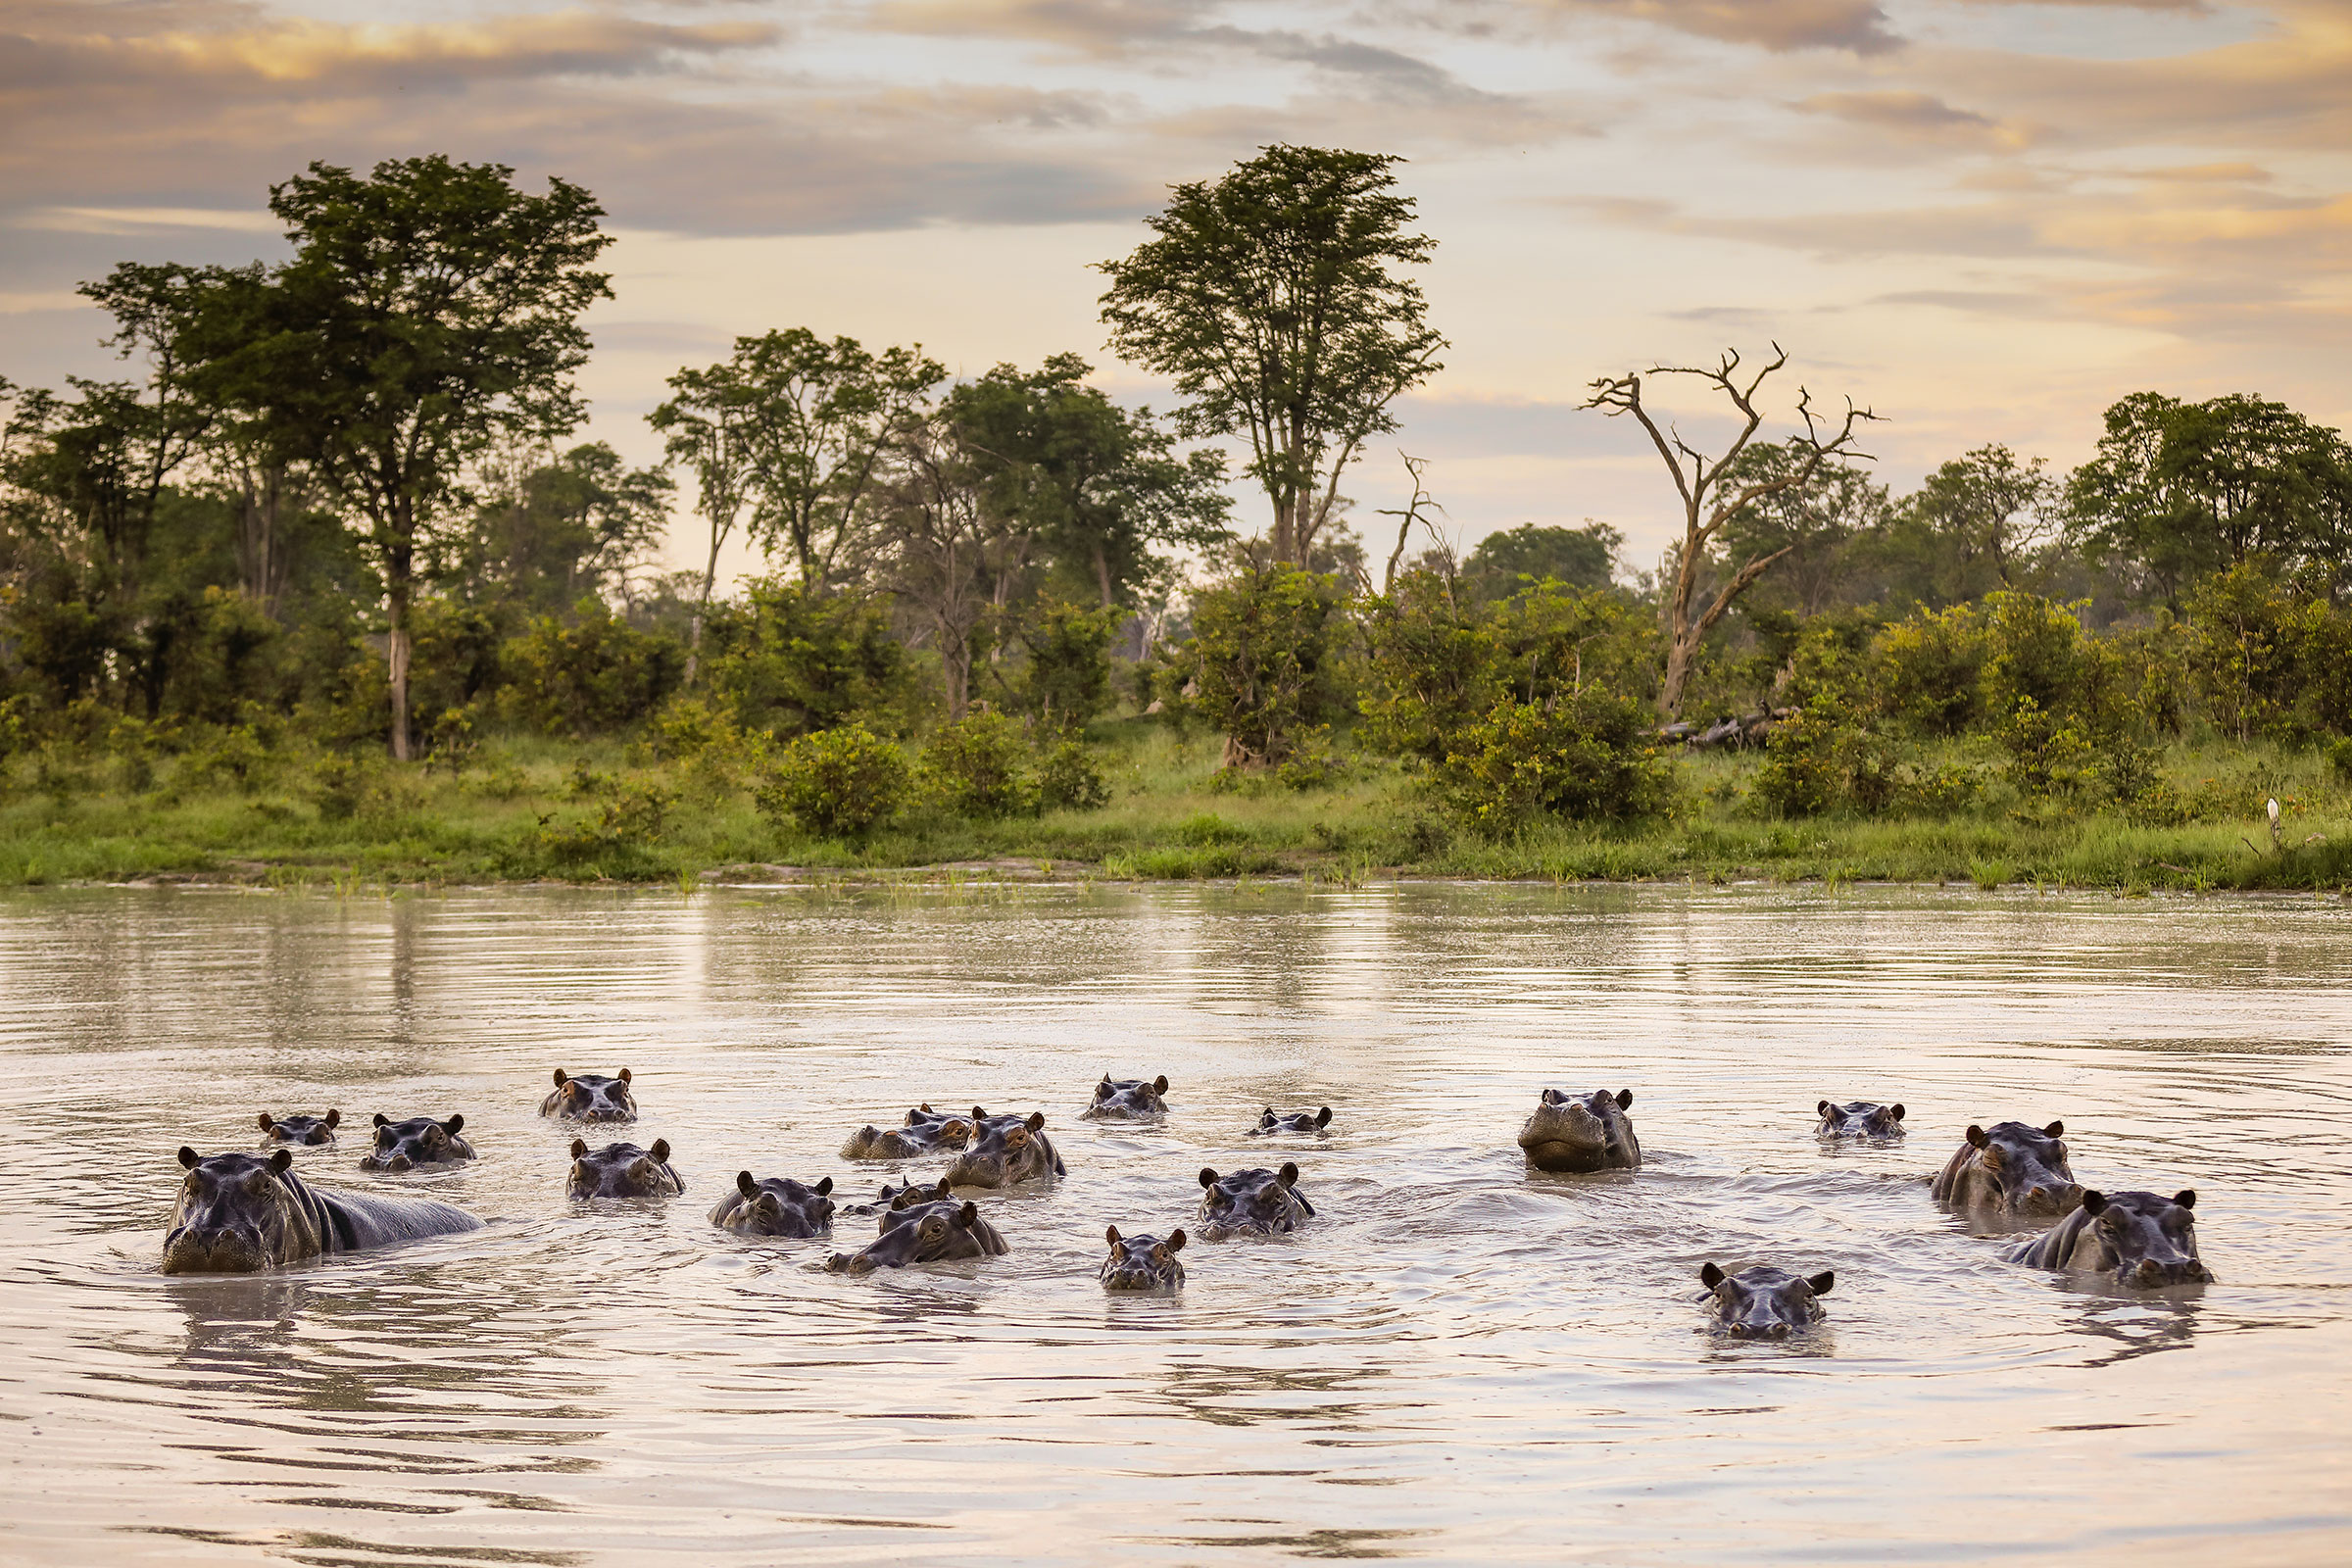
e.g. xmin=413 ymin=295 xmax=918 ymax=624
xmin=703 ymin=580 xmax=910 ymax=740
xmin=1750 ymin=702 xmax=1897 ymax=817
xmin=1037 ymin=738 xmax=1111 ymax=810
xmin=1435 ymin=689 xmax=1674 ymax=832
xmin=503 ymin=598 xmax=684 ymax=736
xmin=921 ymin=710 xmax=1037 ymax=818
xmin=1011 ymin=600 xmax=1125 ymax=735
xmin=1185 ymin=565 xmax=1346 ymax=769
xmin=755 ymin=723 xmax=909 ymax=839
xmin=1874 ymin=604 xmax=1985 ymax=735
xmin=534 ymin=775 xmax=678 ymax=865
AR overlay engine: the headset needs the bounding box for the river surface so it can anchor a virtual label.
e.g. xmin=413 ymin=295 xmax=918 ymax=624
xmin=3 ymin=882 xmax=2349 ymax=1565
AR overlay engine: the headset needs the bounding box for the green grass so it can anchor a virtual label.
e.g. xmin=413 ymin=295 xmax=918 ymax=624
xmin=1 ymin=718 xmax=2347 ymax=894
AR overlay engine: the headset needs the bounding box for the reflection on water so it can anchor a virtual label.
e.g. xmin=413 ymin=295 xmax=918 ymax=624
xmin=2 ymin=882 xmax=2350 ymax=1564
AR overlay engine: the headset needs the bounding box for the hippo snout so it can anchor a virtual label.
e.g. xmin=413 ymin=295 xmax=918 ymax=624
xmin=1727 ymin=1320 xmax=1791 ymax=1341
xmin=2023 ymin=1181 xmax=2083 ymax=1214
xmin=163 ymin=1224 xmax=266 ymax=1275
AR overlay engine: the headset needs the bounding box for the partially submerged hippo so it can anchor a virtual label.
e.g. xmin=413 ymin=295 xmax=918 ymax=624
xmin=1697 ymin=1262 xmax=1834 ymax=1338
xmin=1817 ymin=1100 xmax=1905 ymax=1139
xmin=1100 ymin=1225 xmax=1187 ymax=1291
xmin=257 ymin=1109 xmax=341 ymax=1148
xmin=710 ymin=1172 xmax=835 ymax=1238
xmin=566 ymin=1138 xmax=682 ymax=1199
xmin=839 ymin=1105 xmax=975 ymax=1161
xmin=359 ymin=1113 xmax=475 ymax=1172
xmin=1517 ymin=1088 xmax=1640 ymax=1173
xmin=541 ymin=1068 xmax=638 ymax=1122
xmin=163 ymin=1147 xmax=482 ymax=1274
xmin=843 ymin=1177 xmax=953 ymax=1215
xmin=1249 ymin=1106 xmax=1332 ymax=1137
xmin=2003 ymin=1189 xmax=2212 ymax=1287
xmin=1080 ymin=1075 xmax=1169 ymax=1121
xmin=1933 ymin=1120 xmax=2082 ymax=1220
xmin=1196 ymin=1163 xmax=1314 ymax=1240
xmin=940 ymin=1110 xmax=1065 ymax=1189
xmin=825 ymin=1199 xmax=1008 ymax=1274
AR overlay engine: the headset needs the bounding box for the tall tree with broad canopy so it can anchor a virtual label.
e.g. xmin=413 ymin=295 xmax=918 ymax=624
xmin=649 ymin=357 xmax=759 ymax=682
xmin=1711 ymin=442 xmax=1892 ymax=616
xmin=223 ymin=156 xmax=612 ymax=759
xmin=1098 ymin=145 xmax=1444 ymax=565
xmin=1585 ymin=345 xmax=1877 ymax=716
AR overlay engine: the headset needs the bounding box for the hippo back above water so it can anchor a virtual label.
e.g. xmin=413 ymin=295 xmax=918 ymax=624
xmin=1517 ymin=1088 xmax=1640 ymax=1173
xmin=542 ymin=1068 xmax=638 ymax=1122
xmin=710 ymin=1171 xmax=835 ymax=1238
xmin=940 ymin=1110 xmax=1064 ymax=1189
xmin=1249 ymin=1106 xmax=1332 ymax=1137
xmin=163 ymin=1148 xmax=482 ymax=1274
xmin=2003 ymin=1189 xmax=2211 ymax=1287
xmin=567 ymin=1138 xmax=683 ymax=1199
xmin=825 ymin=1199 xmax=1007 ymax=1273
xmin=1816 ymin=1100 xmax=1904 ymax=1139
xmin=840 ymin=1105 xmax=975 ymax=1161
xmin=1933 ymin=1120 xmax=2082 ymax=1221
xmin=360 ymin=1113 xmax=475 ymax=1171
xmin=1697 ymin=1262 xmax=1834 ymax=1339
xmin=258 ymin=1110 xmax=341 ymax=1148
xmin=1196 ymin=1163 xmax=1314 ymax=1240
xmin=1081 ymin=1075 xmax=1169 ymax=1121
xmin=1100 ymin=1225 xmax=1186 ymax=1290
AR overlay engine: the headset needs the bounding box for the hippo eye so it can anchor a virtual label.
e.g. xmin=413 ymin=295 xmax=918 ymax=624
xmin=2051 ymin=1142 xmax=2067 ymax=1161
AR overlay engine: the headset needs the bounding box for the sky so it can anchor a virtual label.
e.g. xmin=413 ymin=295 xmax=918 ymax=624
xmin=3 ymin=0 xmax=2348 ymax=586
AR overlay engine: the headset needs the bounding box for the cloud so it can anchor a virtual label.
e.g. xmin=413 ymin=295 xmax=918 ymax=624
xmin=1793 ymin=89 xmax=2035 ymax=148
xmin=1529 ymin=0 xmax=1902 ymax=54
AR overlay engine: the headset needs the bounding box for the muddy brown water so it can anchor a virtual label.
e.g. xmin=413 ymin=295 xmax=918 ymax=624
xmin=3 ymin=883 xmax=2349 ymax=1564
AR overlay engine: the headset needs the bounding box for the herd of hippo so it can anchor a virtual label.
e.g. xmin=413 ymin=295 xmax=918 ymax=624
xmin=172 ymin=1070 xmax=2210 ymax=1334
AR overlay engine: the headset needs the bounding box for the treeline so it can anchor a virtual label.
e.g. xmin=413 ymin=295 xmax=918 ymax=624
xmin=2 ymin=146 xmax=2349 ymax=861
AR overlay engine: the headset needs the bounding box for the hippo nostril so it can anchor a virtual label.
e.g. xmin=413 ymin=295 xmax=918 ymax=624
xmin=1769 ymin=1323 xmax=1790 ymax=1339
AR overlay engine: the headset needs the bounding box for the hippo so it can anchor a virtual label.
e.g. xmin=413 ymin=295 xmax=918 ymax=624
xmin=839 ymin=1105 xmax=975 ymax=1161
xmin=2003 ymin=1190 xmax=2212 ymax=1287
xmin=1932 ymin=1120 xmax=2082 ymax=1220
xmin=825 ymin=1199 xmax=1008 ymax=1274
xmin=842 ymin=1177 xmax=954 ymax=1215
xmin=541 ymin=1068 xmax=638 ymax=1122
xmin=1196 ymin=1163 xmax=1314 ymax=1240
xmin=257 ymin=1109 xmax=341 ymax=1148
xmin=1517 ymin=1088 xmax=1640 ymax=1173
xmin=1080 ymin=1075 xmax=1169 ymax=1121
xmin=162 ymin=1147 xmax=482 ymax=1274
xmin=1697 ymin=1262 xmax=1834 ymax=1338
xmin=1249 ymin=1106 xmax=1333 ymax=1137
xmin=940 ymin=1110 xmax=1065 ymax=1189
xmin=1817 ymin=1100 xmax=1905 ymax=1139
xmin=359 ymin=1113 xmax=475 ymax=1172
xmin=710 ymin=1171 xmax=836 ymax=1238
xmin=566 ymin=1138 xmax=682 ymax=1199
xmin=1100 ymin=1225 xmax=1187 ymax=1291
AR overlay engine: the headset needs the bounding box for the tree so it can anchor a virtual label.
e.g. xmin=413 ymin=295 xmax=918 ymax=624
xmin=650 ymin=358 xmax=758 ymax=682
xmin=1886 ymin=445 xmax=2053 ymax=605
xmin=1461 ymin=520 xmax=1623 ymax=602
xmin=871 ymin=411 xmax=1018 ymax=719
xmin=440 ymin=442 xmax=671 ymax=615
xmin=1185 ymin=564 xmax=1347 ymax=768
xmin=231 ymin=156 xmax=613 ymax=759
xmin=1712 ymin=442 xmax=1889 ymax=615
xmin=1100 ymin=145 xmax=1444 ymax=564
xmin=1585 ymin=346 xmax=1878 ymax=716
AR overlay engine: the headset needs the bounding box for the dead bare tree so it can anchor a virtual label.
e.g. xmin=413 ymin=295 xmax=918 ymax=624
xmin=1585 ymin=345 xmax=1878 ymax=716
xmin=1371 ymin=451 xmax=1450 ymax=595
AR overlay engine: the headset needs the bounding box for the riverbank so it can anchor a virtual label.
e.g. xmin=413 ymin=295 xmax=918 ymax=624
xmin=3 ymin=720 xmax=2347 ymax=894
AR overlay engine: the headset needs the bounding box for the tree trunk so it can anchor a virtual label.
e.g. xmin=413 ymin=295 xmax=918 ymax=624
xmin=388 ymin=592 xmax=413 ymax=761
xmin=685 ymin=524 xmax=724 ymax=686
xmin=1095 ymin=546 xmax=1113 ymax=610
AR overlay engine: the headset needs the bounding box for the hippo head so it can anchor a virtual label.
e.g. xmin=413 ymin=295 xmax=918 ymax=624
xmin=257 ymin=1109 xmax=341 ymax=1148
xmin=360 ymin=1113 xmax=474 ymax=1171
xmin=164 ymin=1148 xmax=305 ymax=1275
xmin=839 ymin=1106 xmax=975 ymax=1160
xmin=1698 ymin=1262 xmax=1834 ymax=1339
xmin=940 ymin=1110 xmax=1061 ymax=1189
xmin=1100 ymin=1225 xmax=1187 ymax=1291
xmin=1517 ymin=1088 xmax=1640 ymax=1173
xmin=1082 ymin=1075 xmax=1170 ymax=1121
xmin=825 ymin=1200 xmax=998 ymax=1274
xmin=1946 ymin=1120 xmax=2082 ymax=1217
xmin=716 ymin=1171 xmax=835 ymax=1238
xmin=546 ymin=1068 xmax=638 ymax=1122
xmin=1817 ymin=1100 xmax=1904 ymax=1139
xmin=846 ymin=1177 xmax=954 ymax=1214
xmin=1250 ymin=1106 xmax=1333 ymax=1137
xmin=1195 ymin=1162 xmax=1314 ymax=1240
xmin=2082 ymin=1190 xmax=2211 ymax=1287
xmin=567 ymin=1137 xmax=681 ymax=1199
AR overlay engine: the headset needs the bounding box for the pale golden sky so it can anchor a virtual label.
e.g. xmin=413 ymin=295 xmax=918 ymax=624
xmin=4 ymin=0 xmax=2347 ymax=579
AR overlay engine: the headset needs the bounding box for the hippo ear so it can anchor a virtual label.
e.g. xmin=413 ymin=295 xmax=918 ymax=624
xmin=2081 ymin=1190 xmax=2107 ymax=1216
xmin=737 ymin=1171 xmax=759 ymax=1198
xmin=1026 ymin=1112 xmax=1046 ymax=1133
xmin=972 ymin=1105 xmax=988 ymax=1121
xmin=569 ymin=1138 xmax=588 ymax=1158
xmin=1105 ymin=1224 xmax=1123 ymax=1246
xmin=177 ymin=1146 xmax=201 ymax=1169
xmin=1890 ymin=1104 xmax=1905 ymax=1121
xmin=374 ymin=1113 xmax=390 ymax=1128
xmin=553 ymin=1069 xmax=568 ymax=1087
xmin=1616 ymin=1090 xmax=1634 ymax=1110
xmin=1153 ymin=1075 xmax=1168 ymax=1094
xmin=1315 ymin=1106 xmax=1332 ymax=1127
xmin=1817 ymin=1100 xmax=1832 ymax=1117
xmin=1200 ymin=1167 xmax=1219 ymax=1189
xmin=1700 ymin=1261 xmax=1726 ymax=1289
xmin=1167 ymin=1228 xmax=1186 ymax=1251
xmin=956 ymin=1200 xmax=978 ymax=1227
xmin=617 ymin=1068 xmax=632 ymax=1084
xmin=1279 ymin=1161 xmax=1299 ymax=1186
xmin=269 ymin=1148 xmax=294 ymax=1175
xmin=258 ymin=1112 xmax=275 ymax=1133
xmin=2174 ymin=1189 xmax=2196 ymax=1210
xmin=1966 ymin=1124 xmax=1988 ymax=1149
xmin=443 ymin=1114 xmax=464 ymax=1134
xmin=815 ymin=1177 xmax=833 ymax=1196
xmin=324 ymin=1108 xmax=340 ymax=1128
xmin=1095 ymin=1077 xmax=1111 ymax=1098
xmin=650 ymin=1139 xmax=670 ymax=1163
xmin=933 ymin=1177 xmax=954 ymax=1198
xmin=919 ymin=1102 xmax=933 ymax=1113
xmin=1807 ymin=1270 xmax=1835 ymax=1296
xmin=2043 ymin=1120 xmax=2064 ymax=1138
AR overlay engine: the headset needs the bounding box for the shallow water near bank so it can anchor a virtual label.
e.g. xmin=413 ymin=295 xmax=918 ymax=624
xmin=2 ymin=881 xmax=2349 ymax=1565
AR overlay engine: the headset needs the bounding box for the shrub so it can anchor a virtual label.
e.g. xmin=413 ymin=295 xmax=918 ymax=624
xmin=1012 ymin=600 xmax=1125 ymax=735
xmin=503 ymin=598 xmax=684 ymax=736
xmin=2330 ymin=736 xmax=2352 ymax=783
xmin=1037 ymin=738 xmax=1111 ymax=810
xmin=756 ymin=723 xmax=909 ymax=839
xmin=921 ymin=710 xmax=1037 ymax=817
xmin=1750 ymin=702 xmax=1897 ymax=817
xmin=1435 ymin=689 xmax=1674 ymax=831
xmin=1360 ymin=569 xmax=1499 ymax=765
xmin=535 ymin=775 xmax=678 ymax=865
xmin=703 ymin=580 xmax=910 ymax=739
xmin=1185 ymin=565 xmax=1346 ymax=769
xmin=1874 ymin=604 xmax=1985 ymax=735
xmin=1980 ymin=591 xmax=2093 ymax=718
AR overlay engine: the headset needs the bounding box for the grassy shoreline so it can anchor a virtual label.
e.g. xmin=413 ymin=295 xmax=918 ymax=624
xmin=4 ymin=719 xmax=2348 ymax=895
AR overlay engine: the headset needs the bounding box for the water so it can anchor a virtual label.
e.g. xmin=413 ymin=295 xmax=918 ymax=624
xmin=3 ymin=882 xmax=2350 ymax=1565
